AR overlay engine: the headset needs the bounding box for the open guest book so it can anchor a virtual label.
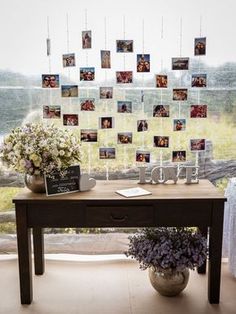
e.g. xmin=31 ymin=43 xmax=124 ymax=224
xmin=116 ymin=187 xmax=152 ymax=198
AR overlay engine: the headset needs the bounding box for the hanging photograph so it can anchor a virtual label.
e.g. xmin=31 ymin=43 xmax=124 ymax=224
xmin=191 ymin=74 xmax=207 ymax=87
xmin=116 ymin=40 xmax=133 ymax=52
xmin=43 ymin=105 xmax=61 ymax=119
xmin=117 ymin=132 xmax=132 ymax=144
xmin=173 ymin=88 xmax=188 ymax=101
xmin=153 ymin=105 xmax=170 ymax=117
xmin=137 ymin=54 xmax=150 ymax=72
xmin=63 ymin=114 xmax=79 ymax=126
xmin=99 ymin=87 xmax=113 ymax=99
xmin=62 ymin=53 xmax=76 ymax=67
xmin=156 ymin=75 xmax=168 ymax=88
xmin=137 ymin=120 xmax=148 ymax=132
xmin=172 ymin=150 xmax=186 ymax=162
xmin=117 ymin=101 xmax=132 ymax=113
xmin=80 ymin=98 xmax=95 ymax=111
xmin=80 ymin=67 xmax=95 ymax=81
xmin=99 ymin=117 xmax=114 ymax=129
xmin=154 ymin=136 xmax=169 ymax=148
xmin=116 ymin=71 xmax=133 ymax=83
xmin=81 ymin=129 xmax=98 ymax=142
xmin=173 ymin=119 xmax=186 ymax=131
xmin=99 ymin=148 xmax=116 ymax=159
xmin=136 ymin=150 xmax=150 ymax=162
xmin=190 ymin=105 xmax=207 ymax=118
xmin=101 ymin=50 xmax=111 ymax=68
xmin=42 ymin=74 xmax=59 ymax=88
xmin=194 ymin=37 xmax=206 ymax=56
xmin=61 ymin=85 xmax=78 ymax=97
xmin=172 ymin=57 xmax=189 ymax=70
xmin=82 ymin=30 xmax=92 ymax=49
xmin=190 ymin=139 xmax=206 ymax=151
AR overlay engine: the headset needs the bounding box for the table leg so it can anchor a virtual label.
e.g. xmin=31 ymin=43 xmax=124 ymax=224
xmin=208 ymin=200 xmax=225 ymax=304
xmin=15 ymin=204 xmax=33 ymax=304
xmin=33 ymin=227 xmax=45 ymax=275
xmin=197 ymin=226 xmax=208 ymax=274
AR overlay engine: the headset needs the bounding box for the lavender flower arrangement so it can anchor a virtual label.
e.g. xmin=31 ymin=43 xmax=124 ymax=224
xmin=126 ymin=227 xmax=207 ymax=273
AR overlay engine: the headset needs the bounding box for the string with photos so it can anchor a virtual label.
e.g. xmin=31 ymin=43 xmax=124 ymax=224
xmin=46 ymin=16 xmax=53 ymax=108
xmin=84 ymin=9 xmax=89 ymax=66
xmin=66 ymin=13 xmax=71 ymax=79
xmin=140 ymin=18 xmax=145 ymax=150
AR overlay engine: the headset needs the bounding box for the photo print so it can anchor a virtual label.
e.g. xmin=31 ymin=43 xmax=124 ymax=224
xmin=190 ymin=139 xmax=206 ymax=151
xmin=156 ymin=74 xmax=168 ymax=88
xmin=100 ymin=87 xmax=113 ymax=99
xmin=43 ymin=105 xmax=61 ymax=119
xmin=80 ymin=98 xmax=95 ymax=111
xmin=81 ymin=129 xmax=98 ymax=142
xmin=99 ymin=117 xmax=114 ymax=129
xmin=137 ymin=54 xmax=150 ymax=72
xmin=173 ymin=88 xmax=188 ymax=101
xmin=136 ymin=150 xmax=150 ymax=163
xmin=61 ymin=85 xmax=78 ymax=97
xmin=117 ymin=101 xmax=132 ymax=113
xmin=116 ymin=40 xmax=133 ymax=52
xmin=101 ymin=50 xmax=111 ymax=68
xmin=172 ymin=150 xmax=186 ymax=162
xmin=153 ymin=105 xmax=170 ymax=117
xmin=117 ymin=132 xmax=132 ymax=144
xmin=116 ymin=71 xmax=133 ymax=83
xmin=173 ymin=119 xmax=186 ymax=131
xmin=63 ymin=114 xmax=78 ymax=126
xmin=80 ymin=67 xmax=95 ymax=81
xmin=137 ymin=120 xmax=148 ymax=132
xmin=82 ymin=30 xmax=92 ymax=49
xmin=99 ymin=147 xmax=116 ymax=159
xmin=191 ymin=74 xmax=207 ymax=87
xmin=190 ymin=105 xmax=207 ymax=118
xmin=172 ymin=57 xmax=189 ymax=70
xmin=42 ymin=74 xmax=59 ymax=88
xmin=194 ymin=37 xmax=206 ymax=56
xmin=154 ymin=136 xmax=169 ymax=148
xmin=62 ymin=53 xmax=76 ymax=67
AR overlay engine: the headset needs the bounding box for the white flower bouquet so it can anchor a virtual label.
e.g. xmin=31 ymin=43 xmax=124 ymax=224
xmin=0 ymin=123 xmax=81 ymax=176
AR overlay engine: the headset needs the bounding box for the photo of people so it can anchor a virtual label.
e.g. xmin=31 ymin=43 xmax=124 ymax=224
xmin=156 ymin=75 xmax=168 ymax=88
xmin=100 ymin=87 xmax=113 ymax=99
xmin=173 ymin=89 xmax=188 ymax=101
xmin=42 ymin=74 xmax=59 ymax=88
xmin=81 ymin=129 xmax=98 ymax=142
xmin=117 ymin=132 xmax=132 ymax=144
xmin=101 ymin=50 xmax=111 ymax=68
xmin=173 ymin=119 xmax=186 ymax=131
xmin=137 ymin=54 xmax=150 ymax=72
xmin=191 ymin=74 xmax=207 ymax=87
xmin=82 ymin=30 xmax=92 ymax=49
xmin=99 ymin=117 xmax=114 ymax=129
xmin=190 ymin=139 xmax=206 ymax=151
xmin=136 ymin=150 xmax=150 ymax=163
xmin=63 ymin=114 xmax=78 ymax=126
xmin=99 ymin=148 xmax=116 ymax=159
xmin=117 ymin=101 xmax=132 ymax=113
xmin=154 ymin=136 xmax=169 ymax=148
xmin=62 ymin=53 xmax=76 ymax=67
xmin=80 ymin=67 xmax=95 ymax=81
xmin=137 ymin=120 xmax=148 ymax=132
xmin=190 ymin=105 xmax=207 ymax=118
xmin=153 ymin=105 xmax=170 ymax=117
xmin=194 ymin=37 xmax=206 ymax=56
xmin=116 ymin=40 xmax=133 ymax=52
xmin=43 ymin=105 xmax=61 ymax=119
xmin=116 ymin=71 xmax=133 ymax=83
xmin=172 ymin=150 xmax=186 ymax=162
xmin=172 ymin=58 xmax=189 ymax=70
xmin=80 ymin=98 xmax=95 ymax=111
xmin=61 ymin=85 xmax=78 ymax=97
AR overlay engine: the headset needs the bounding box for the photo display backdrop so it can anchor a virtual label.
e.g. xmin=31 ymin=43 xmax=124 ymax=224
xmin=42 ymin=14 xmax=208 ymax=176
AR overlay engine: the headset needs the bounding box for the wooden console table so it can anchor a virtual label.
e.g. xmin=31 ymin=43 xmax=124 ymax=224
xmin=13 ymin=179 xmax=226 ymax=304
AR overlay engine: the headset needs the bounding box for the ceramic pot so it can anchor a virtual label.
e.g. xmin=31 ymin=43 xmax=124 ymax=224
xmin=24 ymin=174 xmax=46 ymax=193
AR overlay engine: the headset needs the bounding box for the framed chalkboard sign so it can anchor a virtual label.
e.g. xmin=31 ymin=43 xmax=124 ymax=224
xmin=45 ymin=165 xmax=80 ymax=196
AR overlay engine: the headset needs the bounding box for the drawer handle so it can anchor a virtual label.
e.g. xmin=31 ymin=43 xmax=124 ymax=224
xmin=110 ymin=214 xmax=128 ymax=222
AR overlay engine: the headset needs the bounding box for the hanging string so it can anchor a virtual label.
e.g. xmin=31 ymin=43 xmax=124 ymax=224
xmin=85 ymin=9 xmax=88 ymax=66
xmin=179 ymin=17 xmax=182 ymax=57
xmin=66 ymin=13 xmax=71 ymax=80
xmin=104 ymin=17 xmax=108 ymax=83
xmin=123 ymin=15 xmax=126 ymax=70
xmin=47 ymin=16 xmax=51 ymax=73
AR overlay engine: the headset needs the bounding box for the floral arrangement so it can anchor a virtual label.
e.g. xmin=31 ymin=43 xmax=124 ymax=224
xmin=126 ymin=227 xmax=207 ymax=273
xmin=0 ymin=123 xmax=81 ymax=176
